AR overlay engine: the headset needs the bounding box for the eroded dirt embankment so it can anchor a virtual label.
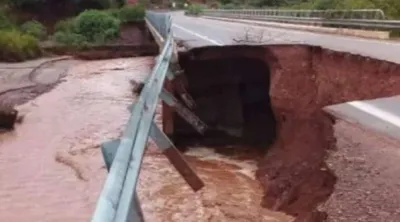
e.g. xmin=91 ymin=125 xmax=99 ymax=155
xmin=175 ymin=45 xmax=400 ymax=221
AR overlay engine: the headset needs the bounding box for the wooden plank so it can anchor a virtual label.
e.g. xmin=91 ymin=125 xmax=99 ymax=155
xmin=150 ymin=122 xmax=205 ymax=192
xmin=162 ymin=79 xmax=175 ymax=137
xmin=100 ymin=122 xmax=204 ymax=192
xmin=160 ymin=89 xmax=207 ymax=134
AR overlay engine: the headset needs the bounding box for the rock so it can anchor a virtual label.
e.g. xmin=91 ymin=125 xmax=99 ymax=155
xmin=0 ymin=108 xmax=18 ymax=129
xmin=294 ymin=211 xmax=328 ymax=222
xmin=130 ymin=79 xmax=145 ymax=95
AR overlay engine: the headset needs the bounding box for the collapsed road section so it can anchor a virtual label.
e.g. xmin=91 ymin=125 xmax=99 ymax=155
xmin=166 ymin=44 xmax=400 ymax=221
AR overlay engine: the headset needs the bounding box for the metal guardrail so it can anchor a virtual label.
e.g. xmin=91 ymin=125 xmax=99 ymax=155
xmin=205 ymin=9 xmax=386 ymax=20
xmin=145 ymin=11 xmax=170 ymax=39
xmin=202 ymin=9 xmax=400 ymax=30
xmin=91 ymin=11 xmax=205 ymax=222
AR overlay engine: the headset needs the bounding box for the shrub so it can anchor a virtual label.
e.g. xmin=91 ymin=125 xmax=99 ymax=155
xmin=52 ymin=31 xmax=88 ymax=47
xmin=0 ymin=7 xmax=15 ymax=30
xmin=0 ymin=29 xmax=41 ymax=62
xmin=118 ymin=5 xmax=145 ymax=23
xmin=106 ymin=8 xmax=121 ymax=19
xmin=54 ymin=18 xmax=76 ymax=33
xmin=21 ymin=20 xmax=47 ymax=40
xmin=185 ymin=4 xmax=206 ymax=16
xmin=74 ymin=9 xmax=120 ymax=43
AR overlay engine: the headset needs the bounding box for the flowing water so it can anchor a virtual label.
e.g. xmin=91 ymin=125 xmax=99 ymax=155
xmin=0 ymin=57 xmax=293 ymax=222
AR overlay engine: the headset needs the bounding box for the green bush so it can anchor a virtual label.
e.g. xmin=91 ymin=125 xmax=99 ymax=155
xmin=74 ymin=9 xmax=120 ymax=43
xmin=0 ymin=29 xmax=41 ymax=62
xmin=52 ymin=10 xmax=122 ymax=46
xmin=54 ymin=18 xmax=76 ymax=33
xmin=106 ymin=8 xmax=121 ymax=19
xmin=0 ymin=7 xmax=15 ymax=30
xmin=118 ymin=5 xmax=145 ymax=23
xmin=52 ymin=31 xmax=87 ymax=47
xmin=21 ymin=20 xmax=47 ymax=40
xmin=185 ymin=4 xmax=206 ymax=16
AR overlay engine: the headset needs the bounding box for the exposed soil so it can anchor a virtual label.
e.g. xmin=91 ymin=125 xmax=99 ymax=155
xmin=115 ymin=22 xmax=155 ymax=45
xmin=172 ymin=45 xmax=400 ymax=221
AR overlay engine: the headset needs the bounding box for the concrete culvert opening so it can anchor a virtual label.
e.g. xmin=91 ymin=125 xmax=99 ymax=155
xmin=174 ymin=48 xmax=276 ymax=151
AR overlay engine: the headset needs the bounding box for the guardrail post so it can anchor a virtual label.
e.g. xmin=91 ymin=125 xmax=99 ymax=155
xmin=129 ymin=194 xmax=144 ymax=222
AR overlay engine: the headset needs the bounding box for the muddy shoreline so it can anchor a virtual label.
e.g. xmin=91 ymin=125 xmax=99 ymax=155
xmin=0 ymin=58 xmax=80 ymax=107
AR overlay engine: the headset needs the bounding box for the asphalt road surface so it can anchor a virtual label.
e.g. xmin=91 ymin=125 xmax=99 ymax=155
xmin=172 ymin=12 xmax=400 ymax=63
xmin=171 ymin=12 xmax=400 ymax=140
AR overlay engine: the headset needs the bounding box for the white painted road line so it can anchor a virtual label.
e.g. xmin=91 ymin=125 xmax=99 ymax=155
xmin=348 ymin=101 xmax=400 ymax=128
xmin=172 ymin=22 xmax=400 ymax=128
xmin=173 ymin=24 xmax=224 ymax=46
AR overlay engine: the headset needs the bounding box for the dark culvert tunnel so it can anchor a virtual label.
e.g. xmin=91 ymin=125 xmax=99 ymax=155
xmin=165 ymin=44 xmax=400 ymax=222
xmin=173 ymin=54 xmax=276 ymax=151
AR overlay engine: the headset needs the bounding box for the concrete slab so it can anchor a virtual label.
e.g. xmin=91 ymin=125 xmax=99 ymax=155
xmin=324 ymin=96 xmax=400 ymax=141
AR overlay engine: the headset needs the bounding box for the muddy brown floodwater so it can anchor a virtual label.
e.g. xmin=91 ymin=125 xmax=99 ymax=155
xmin=0 ymin=56 xmax=293 ymax=222
xmin=140 ymin=145 xmax=293 ymax=222
xmin=0 ymin=58 xmax=152 ymax=221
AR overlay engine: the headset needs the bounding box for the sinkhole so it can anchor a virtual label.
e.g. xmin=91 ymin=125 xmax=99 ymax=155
xmin=166 ymin=44 xmax=400 ymax=221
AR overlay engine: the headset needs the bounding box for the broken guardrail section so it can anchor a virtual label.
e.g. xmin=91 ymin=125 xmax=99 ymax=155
xmin=91 ymin=12 xmax=205 ymax=222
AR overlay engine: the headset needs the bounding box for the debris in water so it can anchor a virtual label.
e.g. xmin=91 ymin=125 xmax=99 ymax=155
xmin=55 ymin=151 xmax=88 ymax=181
xmin=0 ymin=107 xmax=18 ymax=129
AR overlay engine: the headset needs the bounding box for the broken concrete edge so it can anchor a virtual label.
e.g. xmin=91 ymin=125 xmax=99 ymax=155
xmin=323 ymin=104 xmax=400 ymax=143
xmin=202 ymin=16 xmax=390 ymax=40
